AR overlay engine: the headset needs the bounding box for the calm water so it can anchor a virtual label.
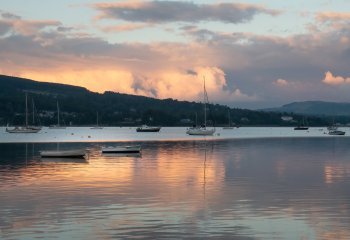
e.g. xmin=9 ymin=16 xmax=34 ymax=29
xmin=1 ymin=138 xmax=350 ymax=239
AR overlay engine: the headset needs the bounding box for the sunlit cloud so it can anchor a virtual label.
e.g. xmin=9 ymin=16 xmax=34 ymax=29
xmin=316 ymin=12 xmax=350 ymax=23
xmin=2 ymin=6 xmax=350 ymax=107
xmin=322 ymin=71 xmax=350 ymax=85
xmin=18 ymin=66 xmax=255 ymax=103
xmin=93 ymin=1 xmax=280 ymax=23
xmin=274 ymin=79 xmax=289 ymax=86
xmin=100 ymin=23 xmax=151 ymax=32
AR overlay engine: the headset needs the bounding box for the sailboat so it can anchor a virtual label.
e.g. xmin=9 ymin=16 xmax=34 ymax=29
xmin=91 ymin=112 xmax=103 ymax=129
xmin=28 ymin=99 xmax=42 ymax=131
xmin=49 ymin=101 xmax=66 ymax=129
xmin=222 ymin=109 xmax=234 ymax=129
xmin=327 ymin=118 xmax=345 ymax=135
xmin=6 ymin=93 xmax=41 ymax=133
xmin=294 ymin=117 xmax=309 ymax=130
xmin=186 ymin=78 xmax=215 ymax=136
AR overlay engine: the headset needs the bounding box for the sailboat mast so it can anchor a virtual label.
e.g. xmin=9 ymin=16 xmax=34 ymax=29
xmin=57 ymin=101 xmax=60 ymax=126
xmin=32 ymin=99 xmax=35 ymax=125
xmin=25 ymin=92 xmax=28 ymax=127
xmin=228 ymin=109 xmax=230 ymax=126
xmin=204 ymin=77 xmax=206 ymax=127
xmin=97 ymin=111 xmax=99 ymax=126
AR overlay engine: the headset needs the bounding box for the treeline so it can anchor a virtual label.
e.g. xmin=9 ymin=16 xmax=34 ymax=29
xmin=0 ymin=74 xmax=337 ymax=127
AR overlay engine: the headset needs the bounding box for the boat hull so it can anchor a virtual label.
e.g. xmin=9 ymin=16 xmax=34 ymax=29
xmin=136 ymin=127 xmax=161 ymax=132
xmin=328 ymin=130 xmax=345 ymax=135
xmin=40 ymin=149 xmax=86 ymax=158
xmin=102 ymin=146 xmax=141 ymax=153
xmin=186 ymin=128 xmax=215 ymax=136
xmin=294 ymin=127 xmax=309 ymax=130
xmin=6 ymin=127 xmax=41 ymax=133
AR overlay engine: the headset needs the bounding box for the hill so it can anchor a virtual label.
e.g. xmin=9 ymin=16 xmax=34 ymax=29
xmin=262 ymin=101 xmax=350 ymax=116
xmin=0 ymin=75 xmax=329 ymax=126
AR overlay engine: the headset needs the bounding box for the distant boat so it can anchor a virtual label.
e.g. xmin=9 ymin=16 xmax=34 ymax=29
xmin=49 ymin=101 xmax=66 ymax=129
xmin=186 ymin=77 xmax=215 ymax=136
xmin=91 ymin=112 xmax=103 ymax=129
xmin=40 ymin=149 xmax=87 ymax=158
xmin=28 ymin=98 xmax=42 ymax=131
xmin=222 ymin=109 xmax=234 ymax=129
xmin=102 ymin=145 xmax=141 ymax=153
xmin=6 ymin=92 xmax=41 ymax=133
xmin=294 ymin=126 xmax=309 ymax=130
xmin=6 ymin=126 xmax=41 ymax=133
xmin=328 ymin=130 xmax=345 ymax=135
xmin=136 ymin=125 xmax=161 ymax=132
xmin=328 ymin=125 xmax=345 ymax=135
xmin=294 ymin=117 xmax=309 ymax=130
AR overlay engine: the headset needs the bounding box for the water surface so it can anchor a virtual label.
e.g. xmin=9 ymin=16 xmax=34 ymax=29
xmin=1 ymin=138 xmax=350 ymax=239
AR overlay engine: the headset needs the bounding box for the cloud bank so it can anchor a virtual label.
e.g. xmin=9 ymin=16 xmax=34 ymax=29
xmin=94 ymin=1 xmax=279 ymax=23
xmin=1 ymin=7 xmax=350 ymax=107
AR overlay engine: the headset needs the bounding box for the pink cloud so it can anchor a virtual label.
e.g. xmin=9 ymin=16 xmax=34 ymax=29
xmin=316 ymin=12 xmax=350 ymax=23
xmin=323 ymin=71 xmax=350 ymax=85
xmin=100 ymin=23 xmax=151 ymax=32
xmin=275 ymin=79 xmax=289 ymax=86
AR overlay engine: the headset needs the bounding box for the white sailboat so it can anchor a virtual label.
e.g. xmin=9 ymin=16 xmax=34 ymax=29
xmin=186 ymin=78 xmax=215 ymax=136
xmin=28 ymin=99 xmax=42 ymax=131
xmin=49 ymin=101 xmax=66 ymax=129
xmin=91 ymin=112 xmax=103 ymax=129
xmin=6 ymin=92 xmax=41 ymax=133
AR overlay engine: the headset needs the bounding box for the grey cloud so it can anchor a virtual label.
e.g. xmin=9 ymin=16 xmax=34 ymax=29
xmin=0 ymin=20 xmax=12 ymax=35
xmin=1 ymin=10 xmax=350 ymax=108
xmin=1 ymin=11 xmax=21 ymax=20
xmin=94 ymin=1 xmax=279 ymax=23
xmin=186 ymin=69 xmax=197 ymax=76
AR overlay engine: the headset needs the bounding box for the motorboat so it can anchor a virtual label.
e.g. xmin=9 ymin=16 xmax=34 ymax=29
xmin=136 ymin=125 xmax=161 ymax=132
xmin=328 ymin=130 xmax=345 ymax=135
xmin=40 ymin=149 xmax=87 ymax=158
xmin=102 ymin=145 xmax=141 ymax=154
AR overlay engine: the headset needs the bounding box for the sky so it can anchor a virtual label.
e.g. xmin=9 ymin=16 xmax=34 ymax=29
xmin=0 ymin=0 xmax=350 ymax=109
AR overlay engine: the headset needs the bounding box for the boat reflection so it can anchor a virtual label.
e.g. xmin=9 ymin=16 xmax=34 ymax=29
xmin=1 ymin=139 xmax=350 ymax=239
xmin=40 ymin=157 xmax=88 ymax=164
xmin=100 ymin=153 xmax=142 ymax=158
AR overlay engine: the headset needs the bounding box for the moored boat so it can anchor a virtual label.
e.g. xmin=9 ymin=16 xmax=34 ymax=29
xmin=294 ymin=126 xmax=309 ymax=130
xmin=186 ymin=77 xmax=215 ymax=136
xmin=49 ymin=101 xmax=66 ymax=129
xmin=102 ymin=145 xmax=141 ymax=153
xmin=136 ymin=125 xmax=161 ymax=132
xmin=328 ymin=130 xmax=345 ymax=135
xmin=186 ymin=126 xmax=215 ymax=136
xmin=40 ymin=149 xmax=87 ymax=158
xmin=6 ymin=93 xmax=41 ymax=133
xmin=294 ymin=117 xmax=308 ymax=130
xmin=6 ymin=126 xmax=41 ymax=133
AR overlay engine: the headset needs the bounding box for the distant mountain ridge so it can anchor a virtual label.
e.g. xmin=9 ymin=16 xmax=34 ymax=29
xmin=262 ymin=101 xmax=350 ymax=116
xmin=0 ymin=75 xmax=331 ymax=126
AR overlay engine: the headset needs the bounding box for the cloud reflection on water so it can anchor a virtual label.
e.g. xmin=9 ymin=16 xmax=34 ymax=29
xmin=0 ymin=139 xmax=350 ymax=239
